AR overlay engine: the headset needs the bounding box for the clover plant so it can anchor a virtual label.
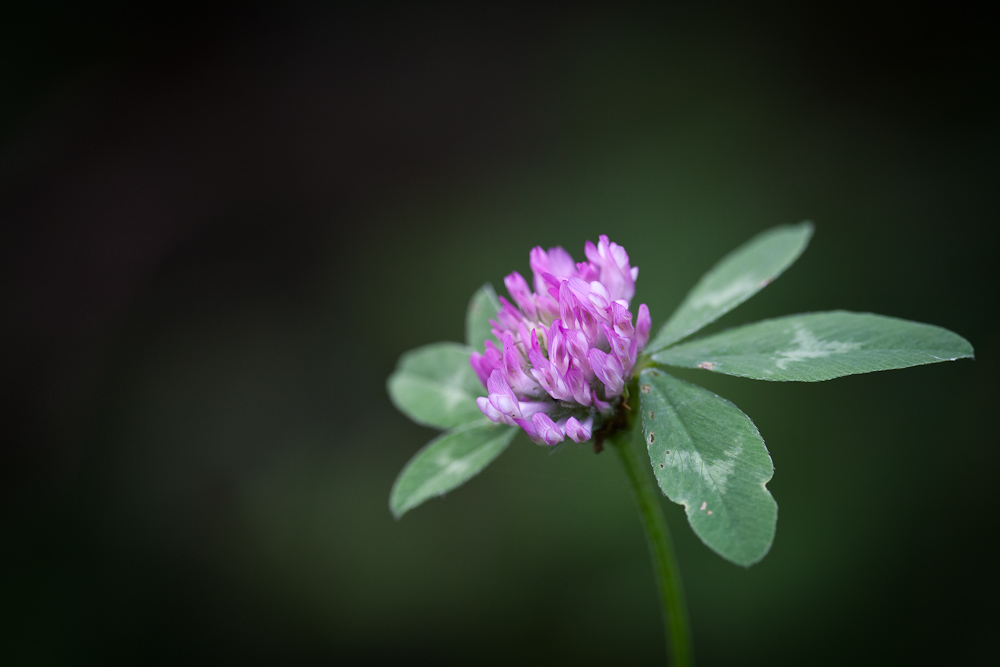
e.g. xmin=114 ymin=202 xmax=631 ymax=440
xmin=387 ymin=222 xmax=973 ymax=665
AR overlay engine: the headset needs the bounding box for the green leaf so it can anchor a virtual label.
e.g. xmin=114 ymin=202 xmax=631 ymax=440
xmin=638 ymin=369 xmax=776 ymax=567
xmin=652 ymin=311 xmax=974 ymax=381
xmin=466 ymin=283 xmax=500 ymax=349
xmin=647 ymin=222 xmax=814 ymax=352
xmin=390 ymin=421 xmax=517 ymax=518
xmin=387 ymin=342 xmax=486 ymax=429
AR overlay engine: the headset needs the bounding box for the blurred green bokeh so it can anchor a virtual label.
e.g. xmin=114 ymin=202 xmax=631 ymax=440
xmin=3 ymin=6 xmax=997 ymax=666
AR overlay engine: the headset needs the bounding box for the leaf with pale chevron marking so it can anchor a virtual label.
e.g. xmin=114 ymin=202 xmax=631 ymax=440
xmin=639 ymin=369 xmax=776 ymax=566
xmin=648 ymin=222 xmax=813 ymax=352
xmin=387 ymin=343 xmax=485 ymax=429
xmin=391 ymin=421 xmax=517 ymax=518
xmin=653 ymin=311 xmax=974 ymax=381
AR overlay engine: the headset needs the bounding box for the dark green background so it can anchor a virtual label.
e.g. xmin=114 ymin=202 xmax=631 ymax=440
xmin=3 ymin=5 xmax=997 ymax=665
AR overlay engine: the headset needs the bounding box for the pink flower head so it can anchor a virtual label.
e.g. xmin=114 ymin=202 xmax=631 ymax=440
xmin=469 ymin=236 xmax=650 ymax=445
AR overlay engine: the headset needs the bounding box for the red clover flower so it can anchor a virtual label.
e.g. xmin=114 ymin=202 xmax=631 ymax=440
xmin=470 ymin=235 xmax=651 ymax=445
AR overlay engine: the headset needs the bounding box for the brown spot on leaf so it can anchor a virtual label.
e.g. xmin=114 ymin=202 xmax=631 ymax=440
xmin=697 ymin=361 xmax=717 ymax=370
xmin=647 ymin=432 xmax=655 ymax=445
xmin=659 ymin=463 xmax=665 ymax=469
xmin=648 ymin=410 xmax=654 ymax=419
xmin=640 ymin=384 xmax=651 ymax=393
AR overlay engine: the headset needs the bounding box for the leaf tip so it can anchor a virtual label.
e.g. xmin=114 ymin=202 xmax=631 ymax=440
xmin=957 ymin=336 xmax=975 ymax=360
xmin=389 ymin=493 xmax=405 ymax=520
xmin=390 ymin=492 xmax=415 ymax=520
xmin=787 ymin=220 xmax=815 ymax=250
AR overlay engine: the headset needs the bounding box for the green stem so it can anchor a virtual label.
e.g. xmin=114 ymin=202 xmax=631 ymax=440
xmin=611 ymin=432 xmax=694 ymax=667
